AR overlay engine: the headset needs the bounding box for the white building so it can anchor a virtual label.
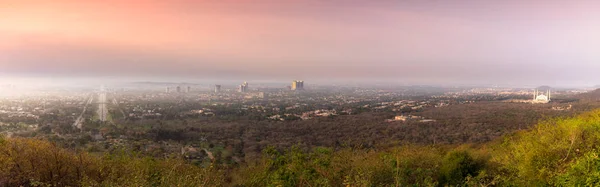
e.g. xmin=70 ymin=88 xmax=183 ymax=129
xmin=532 ymin=89 xmax=551 ymax=104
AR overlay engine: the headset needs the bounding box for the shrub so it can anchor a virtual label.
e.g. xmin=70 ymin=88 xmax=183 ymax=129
xmin=440 ymin=150 xmax=481 ymax=185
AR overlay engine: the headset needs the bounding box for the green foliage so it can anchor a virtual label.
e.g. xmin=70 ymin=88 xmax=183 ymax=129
xmin=385 ymin=146 xmax=443 ymax=186
xmin=492 ymin=109 xmax=600 ymax=186
xmin=237 ymin=146 xmax=332 ymax=187
xmin=439 ymin=150 xmax=481 ymax=185
xmin=233 ymin=145 xmax=447 ymax=186
xmin=0 ymin=138 xmax=224 ymax=186
xmin=6 ymin=109 xmax=600 ymax=186
xmin=555 ymin=151 xmax=600 ymax=186
xmin=235 ymin=109 xmax=600 ymax=186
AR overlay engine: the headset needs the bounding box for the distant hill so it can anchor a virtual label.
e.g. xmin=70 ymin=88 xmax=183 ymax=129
xmin=575 ymin=88 xmax=600 ymax=101
xmin=130 ymin=81 xmax=199 ymax=86
xmin=536 ymin=85 xmax=552 ymax=90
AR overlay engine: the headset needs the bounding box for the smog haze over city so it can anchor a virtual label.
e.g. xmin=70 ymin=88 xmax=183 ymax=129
xmin=2 ymin=1 xmax=600 ymax=186
xmin=2 ymin=0 xmax=600 ymax=87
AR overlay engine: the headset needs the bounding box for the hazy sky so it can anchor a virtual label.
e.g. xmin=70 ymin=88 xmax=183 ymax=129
xmin=1 ymin=0 xmax=599 ymax=86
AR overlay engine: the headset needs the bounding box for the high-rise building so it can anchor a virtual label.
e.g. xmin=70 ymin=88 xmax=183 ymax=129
xmin=215 ymin=85 xmax=222 ymax=93
xmin=166 ymin=87 xmax=170 ymax=93
xmin=186 ymin=86 xmax=191 ymax=93
xmin=291 ymin=80 xmax=304 ymax=90
xmin=176 ymin=86 xmax=181 ymax=93
xmin=238 ymin=82 xmax=249 ymax=93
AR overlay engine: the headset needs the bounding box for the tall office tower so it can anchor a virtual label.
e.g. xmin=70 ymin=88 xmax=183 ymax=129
xmin=166 ymin=87 xmax=170 ymax=93
xmin=292 ymin=80 xmax=304 ymax=90
xmin=176 ymin=86 xmax=181 ymax=93
xmin=215 ymin=85 xmax=222 ymax=93
xmin=186 ymin=86 xmax=191 ymax=93
xmin=298 ymin=81 xmax=304 ymax=90
xmin=239 ymin=82 xmax=249 ymax=93
xmin=291 ymin=81 xmax=298 ymax=90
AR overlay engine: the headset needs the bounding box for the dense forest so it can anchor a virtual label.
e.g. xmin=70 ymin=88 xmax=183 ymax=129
xmin=103 ymin=100 xmax=591 ymax=161
xmin=3 ymin=109 xmax=600 ymax=186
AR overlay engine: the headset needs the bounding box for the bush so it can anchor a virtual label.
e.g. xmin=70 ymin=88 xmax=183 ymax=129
xmin=0 ymin=137 xmax=224 ymax=186
xmin=492 ymin=109 xmax=600 ymax=186
xmin=440 ymin=150 xmax=481 ymax=185
xmin=555 ymin=151 xmax=600 ymax=186
xmin=6 ymin=109 xmax=600 ymax=186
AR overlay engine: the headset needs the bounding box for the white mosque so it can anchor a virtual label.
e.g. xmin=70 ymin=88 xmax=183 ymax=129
xmin=532 ymin=89 xmax=551 ymax=104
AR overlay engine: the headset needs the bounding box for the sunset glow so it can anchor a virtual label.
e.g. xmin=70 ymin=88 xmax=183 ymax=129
xmin=1 ymin=0 xmax=600 ymax=85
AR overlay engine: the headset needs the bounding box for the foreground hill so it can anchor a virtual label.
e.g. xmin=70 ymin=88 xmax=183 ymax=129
xmin=3 ymin=109 xmax=600 ymax=186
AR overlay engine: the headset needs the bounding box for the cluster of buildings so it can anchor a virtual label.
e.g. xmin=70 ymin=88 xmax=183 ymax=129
xmin=268 ymin=109 xmax=338 ymax=121
xmin=128 ymin=106 xmax=163 ymax=119
xmin=244 ymin=92 xmax=267 ymax=99
xmin=238 ymin=82 xmax=249 ymax=93
xmin=212 ymin=80 xmax=305 ymax=93
xmin=166 ymin=86 xmax=191 ymax=93
xmin=503 ymin=89 xmax=552 ymax=104
xmin=552 ymin=105 xmax=572 ymax=111
xmin=185 ymin=109 xmax=215 ymax=116
xmin=359 ymin=100 xmax=439 ymax=112
xmin=291 ymin=80 xmax=304 ymax=90
xmin=300 ymin=109 xmax=337 ymax=119
xmin=0 ymin=106 xmax=40 ymax=119
xmin=388 ymin=115 xmax=436 ymax=123
xmin=160 ymin=80 xmax=309 ymax=95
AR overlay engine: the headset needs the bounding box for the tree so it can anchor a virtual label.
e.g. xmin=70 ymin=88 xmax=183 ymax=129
xmin=440 ymin=150 xmax=481 ymax=185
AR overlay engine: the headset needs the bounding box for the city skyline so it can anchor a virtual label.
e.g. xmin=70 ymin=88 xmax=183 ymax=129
xmin=1 ymin=0 xmax=600 ymax=86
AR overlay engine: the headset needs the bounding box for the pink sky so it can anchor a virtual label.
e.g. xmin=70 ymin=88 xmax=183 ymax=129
xmin=1 ymin=0 xmax=600 ymax=85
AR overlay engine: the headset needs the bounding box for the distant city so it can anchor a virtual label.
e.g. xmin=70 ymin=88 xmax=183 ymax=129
xmin=1 ymin=77 xmax=599 ymax=186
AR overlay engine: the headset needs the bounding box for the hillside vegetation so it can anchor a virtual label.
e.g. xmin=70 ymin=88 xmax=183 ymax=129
xmin=576 ymin=88 xmax=600 ymax=101
xmin=4 ymin=109 xmax=600 ymax=186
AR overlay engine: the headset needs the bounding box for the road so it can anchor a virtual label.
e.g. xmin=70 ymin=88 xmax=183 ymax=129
xmin=113 ymin=98 xmax=126 ymax=118
xmin=73 ymin=95 xmax=93 ymax=130
xmin=97 ymin=91 xmax=108 ymax=122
